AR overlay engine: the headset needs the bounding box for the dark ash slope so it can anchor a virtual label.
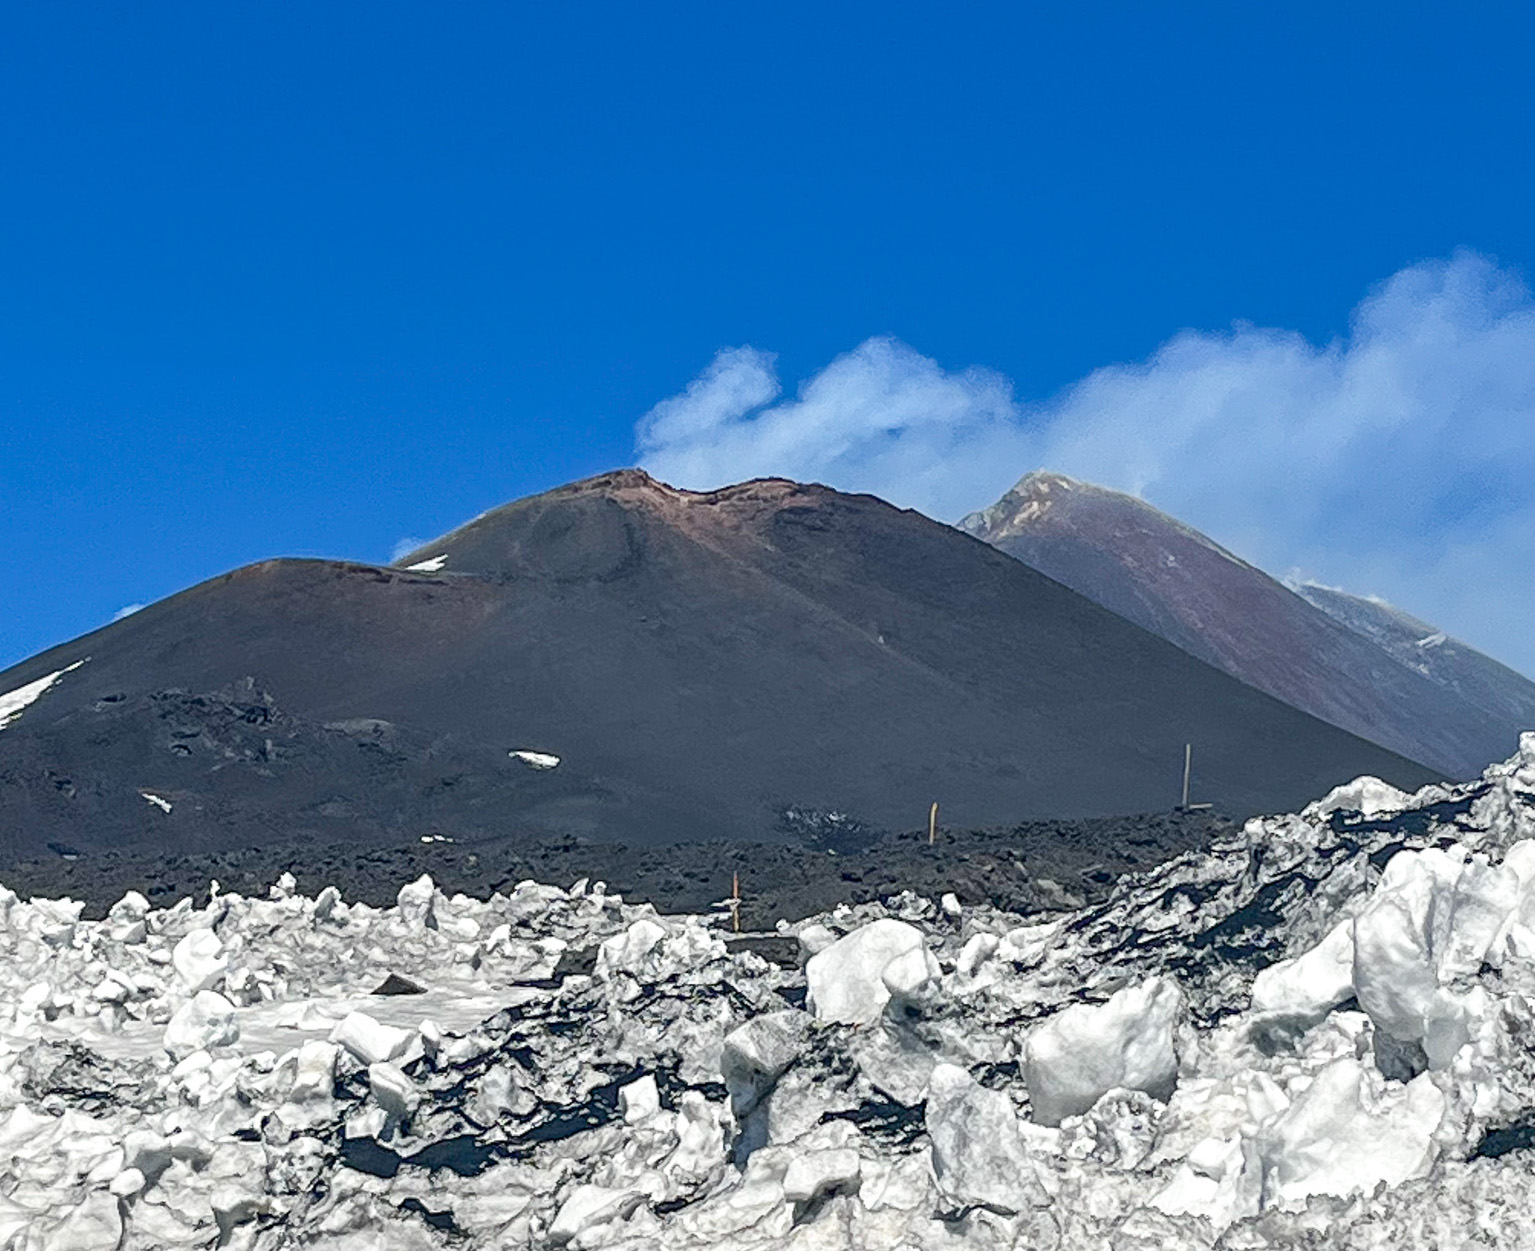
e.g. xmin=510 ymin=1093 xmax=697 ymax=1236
xmin=0 ymin=471 xmax=1434 ymax=866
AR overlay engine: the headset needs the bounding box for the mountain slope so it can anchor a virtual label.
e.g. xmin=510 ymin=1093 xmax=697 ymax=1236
xmin=959 ymin=472 xmax=1521 ymax=779
xmin=0 ymin=471 xmax=1434 ymax=863
xmin=1295 ymin=581 xmax=1535 ymax=733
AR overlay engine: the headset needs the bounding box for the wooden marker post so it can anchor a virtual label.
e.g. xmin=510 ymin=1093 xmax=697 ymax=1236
xmin=928 ymin=801 xmax=939 ymax=846
xmin=730 ymin=871 xmax=741 ymax=933
xmin=1181 ymin=743 xmax=1192 ymax=810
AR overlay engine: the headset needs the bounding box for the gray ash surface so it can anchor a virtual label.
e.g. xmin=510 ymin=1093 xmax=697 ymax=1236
xmin=0 ymin=809 xmax=1233 ymax=927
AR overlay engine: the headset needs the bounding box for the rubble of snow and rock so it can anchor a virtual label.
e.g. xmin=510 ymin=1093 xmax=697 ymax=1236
xmin=5 ymin=737 xmax=1535 ymax=1247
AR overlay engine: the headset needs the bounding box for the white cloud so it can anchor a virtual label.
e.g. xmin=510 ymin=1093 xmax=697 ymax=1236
xmin=635 ymin=252 xmax=1535 ymax=677
xmin=389 ymin=536 xmax=424 ymax=563
xmin=637 ymin=337 xmax=1025 ymax=521
xmin=111 ymin=603 xmax=145 ymax=622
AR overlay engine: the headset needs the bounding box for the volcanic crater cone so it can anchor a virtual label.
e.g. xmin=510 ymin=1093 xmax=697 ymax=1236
xmin=0 ymin=470 xmax=1434 ymax=866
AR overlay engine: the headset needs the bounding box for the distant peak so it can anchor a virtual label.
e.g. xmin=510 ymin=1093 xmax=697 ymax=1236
xmin=961 ymin=471 xmax=1260 ymax=572
xmin=959 ymin=469 xmax=1117 ymax=538
xmin=1012 ymin=469 xmax=1085 ymax=494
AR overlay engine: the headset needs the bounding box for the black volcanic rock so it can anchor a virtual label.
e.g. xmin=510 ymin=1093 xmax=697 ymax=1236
xmin=960 ymin=471 xmax=1521 ymax=779
xmin=0 ymin=470 xmax=1434 ymax=865
xmin=0 ymin=809 xmax=1238 ymax=927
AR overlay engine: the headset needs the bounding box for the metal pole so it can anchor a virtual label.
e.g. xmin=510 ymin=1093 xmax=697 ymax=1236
xmin=1181 ymin=743 xmax=1191 ymax=809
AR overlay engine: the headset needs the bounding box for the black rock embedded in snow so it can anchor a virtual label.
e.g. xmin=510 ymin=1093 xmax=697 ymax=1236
xmin=372 ymin=973 xmax=428 ymax=996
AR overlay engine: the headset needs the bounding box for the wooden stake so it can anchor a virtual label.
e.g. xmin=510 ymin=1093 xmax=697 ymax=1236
xmin=928 ymin=801 xmax=939 ymax=846
xmin=1181 ymin=743 xmax=1192 ymax=810
xmin=730 ymin=871 xmax=741 ymax=934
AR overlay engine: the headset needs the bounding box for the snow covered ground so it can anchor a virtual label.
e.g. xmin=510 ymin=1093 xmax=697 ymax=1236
xmin=6 ymin=740 xmax=1535 ymax=1248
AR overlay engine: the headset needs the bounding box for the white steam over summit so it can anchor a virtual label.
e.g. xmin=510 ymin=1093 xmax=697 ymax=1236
xmin=9 ymin=742 xmax=1535 ymax=1246
xmin=637 ymin=251 xmax=1535 ymax=676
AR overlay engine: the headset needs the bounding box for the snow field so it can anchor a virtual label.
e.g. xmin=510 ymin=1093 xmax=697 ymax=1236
xmin=4 ymin=736 xmax=1535 ymax=1246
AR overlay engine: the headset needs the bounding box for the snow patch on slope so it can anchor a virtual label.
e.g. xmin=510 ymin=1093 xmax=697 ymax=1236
xmin=0 ymin=658 xmax=86 ymax=731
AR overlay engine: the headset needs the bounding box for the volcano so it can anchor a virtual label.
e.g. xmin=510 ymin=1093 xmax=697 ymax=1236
xmin=960 ymin=471 xmax=1527 ymax=778
xmin=0 ymin=471 xmax=1434 ymax=864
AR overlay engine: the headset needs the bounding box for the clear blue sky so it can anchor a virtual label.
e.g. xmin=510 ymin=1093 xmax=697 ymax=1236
xmin=3 ymin=3 xmax=1533 ymax=673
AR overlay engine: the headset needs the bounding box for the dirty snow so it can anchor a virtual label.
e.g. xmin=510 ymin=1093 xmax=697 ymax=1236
xmin=7 ymin=738 xmax=1535 ymax=1246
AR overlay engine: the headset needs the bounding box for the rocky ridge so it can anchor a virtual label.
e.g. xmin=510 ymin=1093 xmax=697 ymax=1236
xmin=1295 ymin=580 xmax=1535 ymax=734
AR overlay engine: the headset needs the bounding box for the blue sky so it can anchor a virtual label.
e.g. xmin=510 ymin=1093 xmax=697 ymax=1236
xmin=3 ymin=4 xmax=1533 ymax=674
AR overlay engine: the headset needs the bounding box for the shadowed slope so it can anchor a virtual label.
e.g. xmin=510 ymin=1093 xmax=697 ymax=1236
xmin=0 ymin=471 xmax=1434 ymax=863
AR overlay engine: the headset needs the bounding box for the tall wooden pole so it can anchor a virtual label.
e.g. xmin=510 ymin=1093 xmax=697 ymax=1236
xmin=1181 ymin=743 xmax=1192 ymax=810
xmin=928 ymin=801 xmax=939 ymax=846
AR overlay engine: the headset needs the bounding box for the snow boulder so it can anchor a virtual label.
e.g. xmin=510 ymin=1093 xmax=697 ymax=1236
xmin=368 ymin=1061 xmax=419 ymax=1123
xmin=1252 ymin=1056 xmax=1445 ymax=1204
xmin=1305 ymin=775 xmax=1413 ymax=820
xmin=880 ymin=941 xmax=943 ymax=1017
xmin=286 ymin=1040 xmax=339 ymax=1103
xmin=548 ymin=1184 xmax=646 ymax=1246
xmin=596 ymin=917 xmax=668 ymax=978
xmin=396 ymin=874 xmax=438 ymax=929
xmin=720 ymin=1010 xmax=811 ymax=1116
xmin=1350 ymin=847 xmax=1510 ymax=1070
xmin=330 ymin=1011 xmax=417 ymax=1066
xmin=171 ymin=928 xmax=227 ymax=993
xmin=781 ymin=1147 xmax=861 ymax=1205
xmin=619 ymin=1074 xmax=660 ymax=1123
xmin=805 ymin=919 xmax=928 ymax=1025
xmin=163 ymin=990 xmax=239 ymax=1057
xmin=926 ymin=1063 xmax=1044 ymax=1215
xmin=1024 ymin=976 xmax=1183 ymax=1126
xmin=1250 ymin=919 xmax=1356 ymax=1021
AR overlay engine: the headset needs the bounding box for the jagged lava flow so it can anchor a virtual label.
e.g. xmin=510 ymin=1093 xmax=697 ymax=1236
xmin=6 ymin=740 xmax=1535 ymax=1248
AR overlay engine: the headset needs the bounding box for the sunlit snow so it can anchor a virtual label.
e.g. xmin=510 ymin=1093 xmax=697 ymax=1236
xmin=405 ymin=554 xmax=448 ymax=573
xmin=7 ymin=739 xmax=1535 ymax=1246
xmin=511 ymin=750 xmax=560 ymax=770
xmin=0 ymin=658 xmax=85 ymax=732
xmin=140 ymin=793 xmax=173 ymax=815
